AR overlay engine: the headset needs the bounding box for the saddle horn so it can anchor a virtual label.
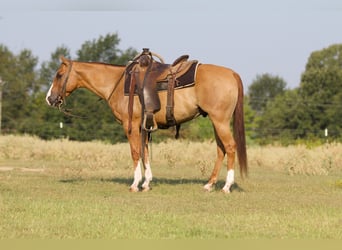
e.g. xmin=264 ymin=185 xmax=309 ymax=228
xmin=131 ymin=49 xmax=165 ymax=64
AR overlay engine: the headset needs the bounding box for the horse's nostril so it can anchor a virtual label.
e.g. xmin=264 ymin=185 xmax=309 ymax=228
xmin=46 ymin=96 xmax=53 ymax=105
xmin=46 ymin=95 xmax=59 ymax=106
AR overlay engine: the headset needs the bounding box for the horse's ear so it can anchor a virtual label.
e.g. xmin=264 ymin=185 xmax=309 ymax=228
xmin=60 ymin=56 xmax=68 ymax=63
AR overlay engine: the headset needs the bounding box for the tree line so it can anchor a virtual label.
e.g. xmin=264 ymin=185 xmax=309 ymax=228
xmin=0 ymin=33 xmax=341 ymax=144
xmin=247 ymin=44 xmax=342 ymax=144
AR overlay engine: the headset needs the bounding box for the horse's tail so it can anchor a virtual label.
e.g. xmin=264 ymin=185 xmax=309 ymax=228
xmin=233 ymin=73 xmax=248 ymax=177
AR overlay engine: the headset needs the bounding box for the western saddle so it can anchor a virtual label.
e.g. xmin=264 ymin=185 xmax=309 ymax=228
xmin=126 ymin=48 xmax=198 ymax=137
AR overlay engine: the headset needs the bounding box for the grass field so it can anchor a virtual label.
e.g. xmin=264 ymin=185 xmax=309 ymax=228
xmin=0 ymin=135 xmax=341 ymax=239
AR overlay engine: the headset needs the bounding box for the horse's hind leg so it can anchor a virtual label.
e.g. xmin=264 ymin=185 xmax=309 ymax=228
xmin=205 ymin=118 xmax=236 ymax=193
xmin=221 ymin=133 xmax=236 ymax=193
xmin=219 ymin=126 xmax=236 ymax=193
xmin=203 ymin=127 xmax=225 ymax=192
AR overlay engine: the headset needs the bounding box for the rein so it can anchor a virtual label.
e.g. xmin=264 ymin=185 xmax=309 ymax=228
xmin=107 ymin=70 xmax=125 ymax=102
xmin=58 ymin=104 xmax=87 ymax=119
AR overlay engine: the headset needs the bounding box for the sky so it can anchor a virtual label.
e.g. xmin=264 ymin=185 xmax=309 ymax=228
xmin=1 ymin=0 xmax=342 ymax=88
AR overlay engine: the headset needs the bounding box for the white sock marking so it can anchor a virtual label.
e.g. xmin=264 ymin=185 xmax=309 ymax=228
xmin=222 ymin=169 xmax=235 ymax=193
xmin=130 ymin=161 xmax=142 ymax=190
xmin=142 ymin=162 xmax=153 ymax=189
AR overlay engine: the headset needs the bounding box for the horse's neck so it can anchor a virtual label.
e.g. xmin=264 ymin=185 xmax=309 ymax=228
xmin=76 ymin=62 xmax=125 ymax=100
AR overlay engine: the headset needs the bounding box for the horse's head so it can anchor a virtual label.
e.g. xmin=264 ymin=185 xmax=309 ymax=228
xmin=46 ymin=56 xmax=77 ymax=107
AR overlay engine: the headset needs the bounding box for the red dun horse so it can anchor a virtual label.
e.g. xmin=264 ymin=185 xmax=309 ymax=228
xmin=46 ymin=55 xmax=247 ymax=193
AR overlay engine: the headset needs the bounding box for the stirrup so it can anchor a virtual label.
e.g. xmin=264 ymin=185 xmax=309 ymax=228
xmin=142 ymin=113 xmax=158 ymax=132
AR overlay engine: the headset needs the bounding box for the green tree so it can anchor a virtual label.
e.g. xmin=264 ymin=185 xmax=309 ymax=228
xmin=76 ymin=33 xmax=137 ymax=64
xmin=0 ymin=45 xmax=15 ymax=133
xmin=255 ymin=44 xmax=342 ymax=144
xmin=15 ymin=49 xmax=39 ymax=133
xmin=326 ymin=92 xmax=342 ymax=137
xmin=248 ymin=73 xmax=287 ymax=113
xmin=0 ymin=46 xmax=39 ymax=133
xmin=256 ymin=89 xmax=311 ymax=144
xmin=243 ymin=96 xmax=257 ymax=142
xmin=299 ymin=44 xmax=342 ymax=139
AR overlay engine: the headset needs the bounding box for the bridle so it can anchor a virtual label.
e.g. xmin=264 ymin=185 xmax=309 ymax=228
xmin=55 ymin=60 xmax=85 ymax=118
xmin=59 ymin=60 xmax=73 ymax=106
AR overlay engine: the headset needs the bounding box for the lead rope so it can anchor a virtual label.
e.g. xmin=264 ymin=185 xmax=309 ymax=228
xmin=148 ymin=132 xmax=153 ymax=162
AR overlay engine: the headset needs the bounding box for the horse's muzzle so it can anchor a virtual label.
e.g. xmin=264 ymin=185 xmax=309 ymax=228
xmin=46 ymin=95 xmax=63 ymax=107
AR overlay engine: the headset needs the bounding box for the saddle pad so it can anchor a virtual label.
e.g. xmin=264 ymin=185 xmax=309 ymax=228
xmin=124 ymin=61 xmax=199 ymax=95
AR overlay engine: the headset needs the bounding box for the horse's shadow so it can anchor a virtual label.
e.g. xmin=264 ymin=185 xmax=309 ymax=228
xmin=59 ymin=177 xmax=244 ymax=192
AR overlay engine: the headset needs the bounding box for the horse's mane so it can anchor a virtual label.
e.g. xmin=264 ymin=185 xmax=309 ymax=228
xmin=76 ymin=60 xmax=126 ymax=68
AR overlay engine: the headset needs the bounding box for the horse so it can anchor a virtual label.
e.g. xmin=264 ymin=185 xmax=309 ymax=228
xmin=45 ymin=54 xmax=248 ymax=193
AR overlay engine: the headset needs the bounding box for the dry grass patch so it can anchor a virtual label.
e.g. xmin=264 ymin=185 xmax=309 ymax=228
xmin=248 ymin=143 xmax=342 ymax=175
xmin=1 ymin=135 xmax=342 ymax=177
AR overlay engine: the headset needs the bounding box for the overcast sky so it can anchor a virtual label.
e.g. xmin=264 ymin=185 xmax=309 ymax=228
xmin=1 ymin=0 xmax=342 ymax=88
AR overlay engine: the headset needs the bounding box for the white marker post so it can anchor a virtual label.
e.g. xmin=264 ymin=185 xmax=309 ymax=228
xmin=59 ymin=122 xmax=63 ymax=139
xmin=324 ymin=128 xmax=328 ymax=143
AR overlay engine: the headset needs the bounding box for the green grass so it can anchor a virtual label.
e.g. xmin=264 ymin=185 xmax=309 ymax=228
xmin=0 ymin=135 xmax=341 ymax=239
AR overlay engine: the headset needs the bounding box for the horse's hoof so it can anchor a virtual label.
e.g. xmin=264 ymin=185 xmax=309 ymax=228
xmin=129 ymin=186 xmax=139 ymax=192
xmin=203 ymin=183 xmax=213 ymax=192
xmin=221 ymin=187 xmax=231 ymax=194
xmin=142 ymin=186 xmax=151 ymax=192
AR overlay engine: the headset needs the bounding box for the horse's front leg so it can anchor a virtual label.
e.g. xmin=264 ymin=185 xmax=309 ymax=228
xmin=130 ymin=150 xmax=142 ymax=192
xmin=124 ymin=123 xmax=143 ymax=192
xmin=130 ymin=142 xmax=153 ymax=192
xmin=141 ymin=140 xmax=152 ymax=191
xmin=125 ymin=123 xmax=153 ymax=192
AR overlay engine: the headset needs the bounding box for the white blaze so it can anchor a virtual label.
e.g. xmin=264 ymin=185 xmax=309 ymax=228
xmin=45 ymin=84 xmax=53 ymax=105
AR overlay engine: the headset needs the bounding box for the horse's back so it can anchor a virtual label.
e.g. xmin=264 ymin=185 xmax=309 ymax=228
xmin=149 ymin=63 xmax=242 ymax=126
xmin=196 ymin=64 xmax=240 ymax=87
